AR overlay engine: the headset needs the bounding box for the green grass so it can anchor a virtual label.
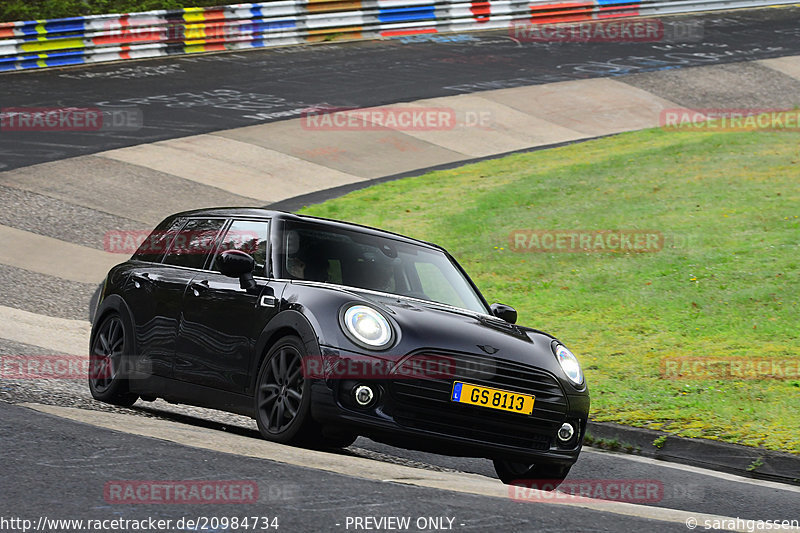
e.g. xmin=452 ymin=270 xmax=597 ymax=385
xmin=301 ymin=127 xmax=800 ymax=453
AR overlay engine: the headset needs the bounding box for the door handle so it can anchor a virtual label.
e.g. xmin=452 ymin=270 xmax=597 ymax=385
xmin=190 ymin=280 xmax=209 ymax=296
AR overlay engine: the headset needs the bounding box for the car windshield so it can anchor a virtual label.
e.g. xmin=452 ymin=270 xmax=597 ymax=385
xmin=281 ymin=220 xmax=488 ymax=314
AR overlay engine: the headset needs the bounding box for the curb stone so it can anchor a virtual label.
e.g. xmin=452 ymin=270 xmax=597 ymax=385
xmin=587 ymin=421 xmax=800 ymax=486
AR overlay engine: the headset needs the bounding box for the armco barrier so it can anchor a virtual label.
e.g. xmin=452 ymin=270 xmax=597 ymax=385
xmin=0 ymin=0 xmax=796 ymax=72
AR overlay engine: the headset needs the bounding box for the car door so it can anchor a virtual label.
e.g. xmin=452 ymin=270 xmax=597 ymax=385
xmin=174 ymin=218 xmax=280 ymax=394
xmin=125 ymin=217 xmax=226 ymax=380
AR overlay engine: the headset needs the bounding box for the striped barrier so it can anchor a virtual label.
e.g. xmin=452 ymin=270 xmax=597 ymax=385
xmin=0 ymin=0 xmax=795 ymax=72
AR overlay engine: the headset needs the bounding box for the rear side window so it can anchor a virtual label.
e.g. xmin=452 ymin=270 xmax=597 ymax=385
xmin=132 ymin=217 xmax=186 ymax=263
xmin=211 ymin=220 xmax=270 ymax=276
xmin=162 ymin=218 xmax=226 ymax=270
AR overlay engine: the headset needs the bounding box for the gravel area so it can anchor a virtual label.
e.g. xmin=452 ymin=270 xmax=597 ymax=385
xmin=0 ymin=263 xmax=97 ymax=320
xmin=0 ymin=338 xmax=96 ymax=408
xmin=623 ymin=62 xmax=800 ymax=109
xmin=0 ymin=338 xmax=62 ymax=356
xmin=0 ymin=184 xmax=142 ymax=250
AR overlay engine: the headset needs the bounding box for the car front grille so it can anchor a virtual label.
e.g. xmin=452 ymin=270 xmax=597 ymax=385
xmin=387 ymin=351 xmax=567 ymax=450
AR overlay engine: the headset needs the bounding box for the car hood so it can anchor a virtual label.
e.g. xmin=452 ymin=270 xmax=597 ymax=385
xmin=285 ymin=281 xmax=581 ymax=392
xmin=348 ymin=289 xmax=563 ymax=372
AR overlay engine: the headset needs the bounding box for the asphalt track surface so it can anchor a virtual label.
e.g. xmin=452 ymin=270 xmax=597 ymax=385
xmin=3 ymin=401 xmax=800 ymax=533
xmin=0 ymin=402 xmax=687 ymax=533
xmin=3 ymin=6 xmax=800 ymax=533
xmin=2 ymin=7 xmax=800 ymax=172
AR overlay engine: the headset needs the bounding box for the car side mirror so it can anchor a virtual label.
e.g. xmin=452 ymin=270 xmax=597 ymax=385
xmin=490 ymin=303 xmax=517 ymax=324
xmin=218 ymin=250 xmax=257 ymax=292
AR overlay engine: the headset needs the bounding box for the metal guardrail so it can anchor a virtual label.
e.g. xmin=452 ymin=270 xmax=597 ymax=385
xmin=0 ymin=0 xmax=795 ymax=72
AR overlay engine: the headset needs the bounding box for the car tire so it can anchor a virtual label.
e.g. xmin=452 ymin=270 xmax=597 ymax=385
xmin=88 ymin=313 xmax=138 ymax=407
xmin=254 ymin=335 xmax=321 ymax=445
xmin=492 ymin=459 xmax=571 ymax=489
xmin=316 ymin=428 xmax=358 ymax=449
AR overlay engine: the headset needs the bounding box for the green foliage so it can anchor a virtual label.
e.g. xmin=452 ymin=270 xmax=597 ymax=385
xmin=0 ymin=1 xmax=226 ymax=22
xmin=584 ymin=434 xmax=628 ymax=452
xmin=747 ymin=457 xmax=764 ymax=471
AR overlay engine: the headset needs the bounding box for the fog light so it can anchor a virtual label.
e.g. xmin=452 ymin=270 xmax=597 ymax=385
xmin=558 ymin=422 xmax=575 ymax=442
xmin=353 ymin=385 xmax=374 ymax=407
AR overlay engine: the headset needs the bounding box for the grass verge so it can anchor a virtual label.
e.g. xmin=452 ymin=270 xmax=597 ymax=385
xmin=301 ymin=127 xmax=800 ymax=453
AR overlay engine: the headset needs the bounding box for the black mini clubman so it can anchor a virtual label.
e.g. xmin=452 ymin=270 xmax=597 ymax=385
xmin=90 ymin=208 xmax=589 ymax=485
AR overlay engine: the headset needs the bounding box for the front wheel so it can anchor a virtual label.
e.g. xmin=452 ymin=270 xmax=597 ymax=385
xmin=88 ymin=313 xmax=138 ymax=407
xmin=254 ymin=336 xmax=319 ymax=444
xmin=317 ymin=428 xmax=357 ymax=449
xmin=492 ymin=459 xmax=571 ymax=489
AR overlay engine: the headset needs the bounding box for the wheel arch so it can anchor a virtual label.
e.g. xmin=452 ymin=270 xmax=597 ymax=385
xmin=91 ymin=294 xmax=137 ymax=355
xmin=250 ymin=310 xmax=321 ymax=394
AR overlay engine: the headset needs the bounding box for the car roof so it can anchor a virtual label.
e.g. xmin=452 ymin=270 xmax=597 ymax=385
xmin=168 ymin=207 xmax=444 ymax=251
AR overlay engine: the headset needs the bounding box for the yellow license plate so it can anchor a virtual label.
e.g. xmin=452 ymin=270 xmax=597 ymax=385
xmin=450 ymin=381 xmax=534 ymax=415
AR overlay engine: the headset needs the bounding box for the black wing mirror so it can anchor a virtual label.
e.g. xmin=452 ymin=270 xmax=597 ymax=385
xmin=490 ymin=303 xmax=517 ymax=324
xmin=218 ymin=250 xmax=257 ymax=292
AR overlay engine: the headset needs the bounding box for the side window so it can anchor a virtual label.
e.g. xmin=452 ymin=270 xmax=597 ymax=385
xmin=414 ymin=262 xmax=464 ymax=307
xmin=132 ymin=217 xmax=186 ymax=263
xmin=162 ymin=218 xmax=226 ymax=270
xmin=326 ymin=259 xmax=343 ymax=285
xmin=211 ymin=220 xmax=270 ymax=276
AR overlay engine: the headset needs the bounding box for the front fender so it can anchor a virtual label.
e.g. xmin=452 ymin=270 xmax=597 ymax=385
xmin=91 ymin=294 xmax=137 ymax=359
xmin=250 ymin=309 xmax=321 ymax=394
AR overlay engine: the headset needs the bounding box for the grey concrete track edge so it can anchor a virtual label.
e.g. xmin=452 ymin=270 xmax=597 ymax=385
xmin=266 ymin=135 xmax=612 ymax=212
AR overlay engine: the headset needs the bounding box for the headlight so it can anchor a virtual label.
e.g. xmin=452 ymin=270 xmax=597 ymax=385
xmin=554 ymin=344 xmax=584 ymax=386
xmin=341 ymin=305 xmax=394 ymax=350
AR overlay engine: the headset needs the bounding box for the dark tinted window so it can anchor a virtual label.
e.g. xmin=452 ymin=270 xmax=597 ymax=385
xmin=211 ymin=220 xmax=269 ymax=276
xmin=162 ymin=218 xmax=225 ymax=270
xmin=281 ymin=221 xmax=488 ymax=313
xmin=132 ymin=217 xmax=186 ymax=263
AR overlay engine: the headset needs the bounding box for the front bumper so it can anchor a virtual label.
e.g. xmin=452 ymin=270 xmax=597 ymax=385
xmin=309 ymin=347 xmax=589 ymax=465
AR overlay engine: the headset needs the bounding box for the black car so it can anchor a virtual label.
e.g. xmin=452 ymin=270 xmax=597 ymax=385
xmin=90 ymin=208 xmax=589 ymax=485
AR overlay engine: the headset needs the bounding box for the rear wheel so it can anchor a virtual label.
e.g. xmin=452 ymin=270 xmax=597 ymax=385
xmin=88 ymin=313 xmax=138 ymax=407
xmin=492 ymin=459 xmax=571 ymax=489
